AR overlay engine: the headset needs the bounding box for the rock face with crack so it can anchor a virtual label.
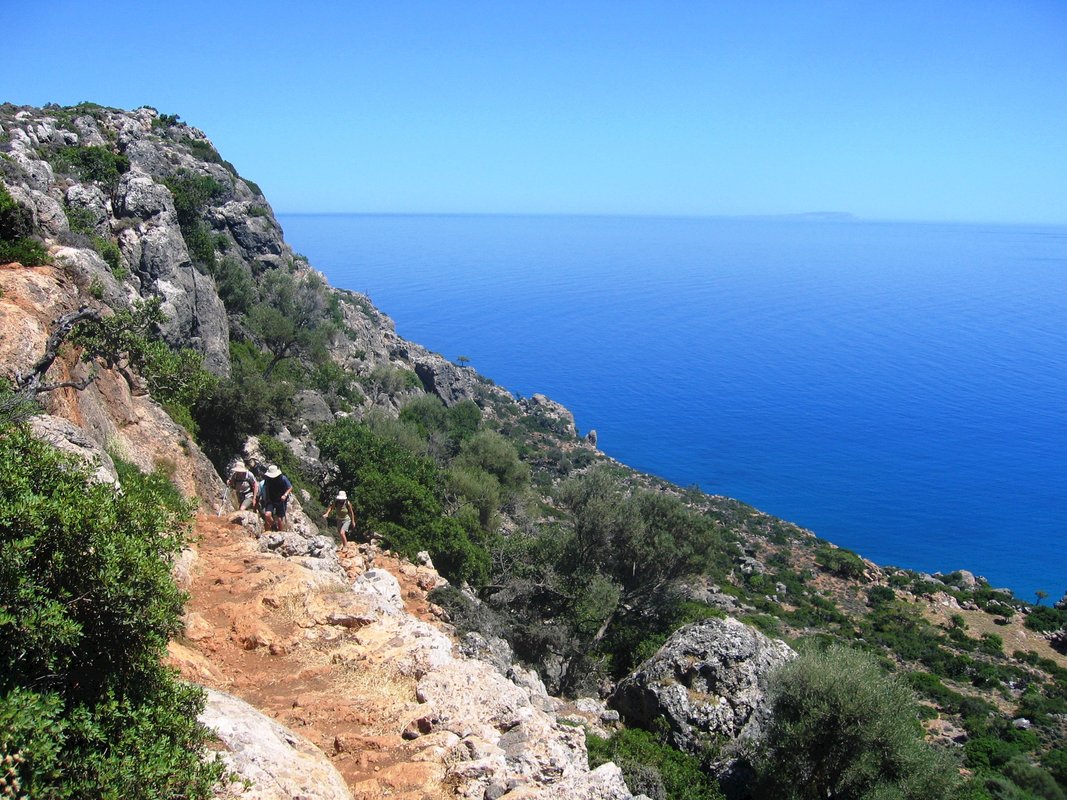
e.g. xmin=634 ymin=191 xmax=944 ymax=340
xmin=611 ymin=616 xmax=796 ymax=755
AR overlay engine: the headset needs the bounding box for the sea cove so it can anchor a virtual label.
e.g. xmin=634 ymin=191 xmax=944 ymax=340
xmin=282 ymin=213 xmax=1067 ymax=601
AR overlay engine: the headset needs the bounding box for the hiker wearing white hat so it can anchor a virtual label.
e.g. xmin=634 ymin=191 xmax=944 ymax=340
xmin=322 ymin=489 xmax=357 ymax=546
xmin=227 ymin=461 xmax=258 ymax=512
xmin=261 ymin=465 xmax=293 ymax=531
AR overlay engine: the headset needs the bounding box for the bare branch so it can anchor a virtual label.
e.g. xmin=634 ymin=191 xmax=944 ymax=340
xmin=35 ymin=376 xmax=95 ymax=395
xmin=14 ymin=306 xmax=101 ymax=398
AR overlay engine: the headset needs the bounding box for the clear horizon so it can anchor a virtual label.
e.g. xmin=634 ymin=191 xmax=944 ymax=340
xmin=275 ymin=210 xmax=1067 ymax=227
xmin=5 ymin=1 xmax=1066 ymax=225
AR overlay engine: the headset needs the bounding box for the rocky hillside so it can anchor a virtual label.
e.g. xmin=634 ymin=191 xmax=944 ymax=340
xmin=3 ymin=102 xmax=1067 ymax=800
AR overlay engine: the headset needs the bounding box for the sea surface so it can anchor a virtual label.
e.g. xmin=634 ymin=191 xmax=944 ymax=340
xmin=279 ymin=213 xmax=1067 ymax=602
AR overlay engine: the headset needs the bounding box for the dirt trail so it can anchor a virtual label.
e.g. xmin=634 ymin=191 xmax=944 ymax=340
xmin=169 ymin=514 xmax=455 ymax=800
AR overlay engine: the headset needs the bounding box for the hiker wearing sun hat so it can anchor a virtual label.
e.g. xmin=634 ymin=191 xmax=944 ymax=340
xmin=261 ymin=464 xmax=293 ymax=532
xmin=322 ymin=489 xmax=357 ymax=546
xmin=226 ymin=460 xmax=259 ymax=512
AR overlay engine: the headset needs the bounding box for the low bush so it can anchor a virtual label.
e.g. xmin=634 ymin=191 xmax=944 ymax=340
xmin=50 ymin=145 xmax=129 ymax=187
xmin=209 ymin=256 xmax=255 ymax=313
xmin=587 ymin=728 xmax=724 ymax=800
xmin=162 ymin=171 xmax=224 ymax=272
xmin=0 ymin=182 xmax=49 ymax=266
xmin=0 ymin=424 xmax=222 ymax=797
xmin=1025 ymin=606 xmax=1067 ymax=634
xmin=91 ymin=235 xmax=124 ymax=277
xmin=0 ymin=236 xmax=49 ymax=266
xmin=815 ymin=544 xmax=867 ymax=580
xmin=316 ymin=419 xmax=489 ymax=584
xmin=751 ymin=644 xmax=960 ymax=799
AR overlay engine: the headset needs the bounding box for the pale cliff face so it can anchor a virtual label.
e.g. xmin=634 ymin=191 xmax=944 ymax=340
xmin=0 ymin=103 xmax=522 ymax=414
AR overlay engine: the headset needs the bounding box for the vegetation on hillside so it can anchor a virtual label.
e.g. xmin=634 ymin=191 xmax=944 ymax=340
xmin=0 ymin=182 xmax=49 ymax=266
xmin=0 ymin=420 xmax=222 ymax=798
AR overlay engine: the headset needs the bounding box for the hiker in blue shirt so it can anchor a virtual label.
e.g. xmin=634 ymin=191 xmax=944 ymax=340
xmin=261 ymin=464 xmax=293 ymax=532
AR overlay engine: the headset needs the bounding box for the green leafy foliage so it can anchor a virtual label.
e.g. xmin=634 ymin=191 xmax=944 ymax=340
xmin=192 ymin=341 xmax=296 ymax=469
xmin=0 ymin=182 xmax=49 ymax=265
xmin=0 ymin=235 xmax=50 ymax=266
xmin=247 ymin=270 xmax=339 ymax=378
xmin=399 ymin=396 xmax=481 ymax=460
xmin=209 ymin=256 xmax=255 ymax=313
xmin=69 ymin=298 xmax=217 ymax=428
xmin=162 ymin=170 xmax=224 ymax=271
xmin=92 ymin=235 xmax=124 ymax=276
xmin=0 ymin=425 xmax=221 ymax=798
xmin=815 ymin=543 xmax=868 ymax=580
xmin=316 ymin=418 xmax=489 ymax=584
xmin=50 ymin=145 xmax=129 ymax=188
xmin=587 ymin=728 xmax=725 ymax=800
xmin=453 ymin=430 xmax=529 ymax=498
xmin=1025 ymin=606 xmax=1067 ymax=634
xmin=751 ymin=644 xmax=960 ymax=800
xmin=307 ymin=359 xmax=364 ymax=411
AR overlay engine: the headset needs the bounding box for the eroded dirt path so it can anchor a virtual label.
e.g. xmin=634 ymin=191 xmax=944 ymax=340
xmin=169 ymin=514 xmax=456 ymax=800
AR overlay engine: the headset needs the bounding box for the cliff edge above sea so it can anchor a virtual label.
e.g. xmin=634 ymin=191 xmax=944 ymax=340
xmin=2 ymin=102 xmax=1066 ymax=800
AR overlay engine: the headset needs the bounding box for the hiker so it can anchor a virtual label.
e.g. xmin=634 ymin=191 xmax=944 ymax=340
xmin=227 ymin=461 xmax=259 ymax=512
xmin=261 ymin=464 xmax=293 ymax=532
xmin=322 ymin=490 xmax=357 ymax=546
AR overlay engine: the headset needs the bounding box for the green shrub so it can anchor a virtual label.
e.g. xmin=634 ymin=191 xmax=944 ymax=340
xmin=0 ymin=425 xmax=221 ymax=797
xmin=0 ymin=184 xmax=33 ymax=240
xmin=91 ymin=235 xmax=124 ymax=277
xmin=980 ymin=632 xmax=1004 ymax=656
xmin=64 ymin=204 xmax=97 ymax=235
xmin=866 ymin=585 xmax=896 ymax=607
xmin=1000 ymin=756 xmax=1064 ymax=800
xmin=0 ymin=236 xmax=50 ymax=265
xmin=209 ymin=256 xmax=255 ymax=313
xmin=399 ymin=396 xmax=481 ymax=459
xmin=815 ymin=544 xmax=867 ymax=580
xmin=307 ymin=359 xmax=363 ymax=410
xmin=162 ymin=171 xmax=224 ymax=272
xmin=0 ymin=183 xmax=49 ymax=265
xmin=587 ymin=728 xmax=724 ymax=800
xmin=453 ymin=430 xmax=529 ymax=497
xmin=447 ymin=465 xmax=501 ymax=530
xmin=1042 ymin=748 xmax=1067 ymax=787
xmin=50 ymin=145 xmax=129 ymax=187
xmin=316 ymin=419 xmax=489 ymax=584
xmin=752 ymin=644 xmax=960 ymax=800
xmin=1025 ymin=606 xmax=1067 ymax=634
xmin=965 ymin=727 xmax=1040 ymax=772
xmin=192 ymin=344 xmax=296 ymax=469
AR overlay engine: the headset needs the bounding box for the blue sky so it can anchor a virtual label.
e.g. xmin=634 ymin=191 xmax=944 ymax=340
xmin=4 ymin=1 xmax=1066 ymax=223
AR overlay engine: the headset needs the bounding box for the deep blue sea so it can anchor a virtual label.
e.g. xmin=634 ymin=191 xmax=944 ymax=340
xmin=279 ymin=214 xmax=1067 ymax=602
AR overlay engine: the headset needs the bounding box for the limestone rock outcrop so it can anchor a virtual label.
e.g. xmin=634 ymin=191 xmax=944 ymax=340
xmin=611 ymin=616 xmax=795 ymax=755
xmin=520 ymin=393 xmax=578 ymax=438
xmin=27 ymin=413 xmax=118 ymax=485
xmin=200 ymin=688 xmax=354 ymax=800
xmin=0 ymin=263 xmax=226 ymax=506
